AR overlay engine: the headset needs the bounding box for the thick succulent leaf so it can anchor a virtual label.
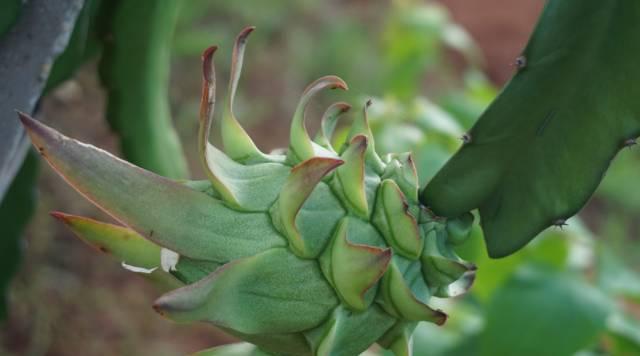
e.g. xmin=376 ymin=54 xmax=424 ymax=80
xmin=347 ymin=100 xmax=385 ymax=173
xmin=422 ymin=229 xmax=476 ymax=289
xmin=199 ymin=46 xmax=290 ymax=210
xmin=330 ymin=218 xmax=391 ymax=311
xmin=220 ymin=328 xmax=312 ymax=356
xmin=190 ymin=343 xmax=272 ymax=356
xmin=288 ymin=76 xmax=348 ymax=163
xmin=379 ymin=261 xmax=447 ymax=324
xmin=422 ymin=0 xmax=640 ymax=258
xmin=295 ymin=182 xmax=347 ymax=259
xmin=172 ymin=258 xmax=221 ymax=285
xmin=51 ymin=212 xmax=163 ymax=269
xmin=422 ymin=226 xmax=476 ymax=298
xmin=304 ymin=305 xmax=396 ymax=356
xmin=314 ymin=102 xmax=352 ymax=151
xmin=373 ymin=179 xmax=423 ymax=260
xmin=318 ymin=216 xmax=387 ymax=294
xmin=19 ymin=114 xmax=286 ymax=262
xmin=445 ymin=212 xmax=474 ymax=245
xmin=480 ymin=265 xmax=613 ymax=356
xmin=220 ymin=327 xmax=311 ymax=355
xmin=271 ymin=157 xmax=344 ymax=258
xmin=50 ymin=212 xmax=183 ymax=290
xmin=377 ymin=322 xmax=417 ymax=356
xmin=422 ymin=254 xmax=474 ymax=288
xmin=335 ymin=135 xmax=369 ymax=218
xmin=382 ymin=153 xmax=419 ymax=204
xmin=220 ymin=26 xmax=267 ymax=163
xmin=153 ymin=248 xmax=338 ymax=334
xmin=202 ymin=144 xmax=291 ymax=212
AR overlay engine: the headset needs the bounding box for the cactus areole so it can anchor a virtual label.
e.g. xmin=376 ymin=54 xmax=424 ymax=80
xmin=20 ymin=27 xmax=475 ymax=355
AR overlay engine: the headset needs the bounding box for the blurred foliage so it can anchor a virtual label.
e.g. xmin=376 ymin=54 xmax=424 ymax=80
xmin=43 ymin=0 xmax=103 ymax=92
xmin=0 ymin=0 xmax=22 ymax=323
xmin=0 ymin=0 xmax=20 ymax=39
xmin=0 ymin=151 xmax=38 ymax=320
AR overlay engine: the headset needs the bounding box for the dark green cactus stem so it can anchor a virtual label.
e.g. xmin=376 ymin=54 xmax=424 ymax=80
xmin=100 ymin=0 xmax=188 ymax=178
xmin=421 ymin=0 xmax=640 ymax=258
xmin=0 ymin=151 xmax=38 ymax=320
xmin=44 ymin=0 xmax=104 ymax=92
xmin=0 ymin=0 xmax=21 ymax=38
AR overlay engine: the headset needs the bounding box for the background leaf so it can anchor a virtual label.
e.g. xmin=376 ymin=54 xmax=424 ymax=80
xmin=479 ymin=265 xmax=613 ymax=356
xmin=0 ymin=151 xmax=38 ymax=320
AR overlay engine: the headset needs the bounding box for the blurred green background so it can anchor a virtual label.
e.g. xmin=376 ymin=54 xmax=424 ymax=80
xmin=1 ymin=0 xmax=638 ymax=355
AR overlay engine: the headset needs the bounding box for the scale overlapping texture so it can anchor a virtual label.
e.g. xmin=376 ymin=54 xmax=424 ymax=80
xmin=21 ymin=28 xmax=475 ymax=356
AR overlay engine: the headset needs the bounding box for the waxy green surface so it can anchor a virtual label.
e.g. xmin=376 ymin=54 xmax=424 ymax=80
xmin=422 ymin=0 xmax=640 ymax=257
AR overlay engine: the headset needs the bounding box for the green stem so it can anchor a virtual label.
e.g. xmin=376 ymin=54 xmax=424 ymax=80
xmin=100 ymin=0 xmax=188 ymax=179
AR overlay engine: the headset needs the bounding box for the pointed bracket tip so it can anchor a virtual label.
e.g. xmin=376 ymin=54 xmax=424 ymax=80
xmin=201 ymin=45 xmax=218 ymax=82
xmin=237 ymin=26 xmax=256 ymax=42
xmin=289 ymin=76 xmax=349 ymax=161
xmin=336 ymin=135 xmax=369 ymax=218
xmin=276 ymin=157 xmax=344 ymax=257
xmin=221 ymin=27 xmax=265 ymax=162
xmin=50 ymin=210 xmax=71 ymax=223
xmin=330 ymin=218 xmax=391 ymax=310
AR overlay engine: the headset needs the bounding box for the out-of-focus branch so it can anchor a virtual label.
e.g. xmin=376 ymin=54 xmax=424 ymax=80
xmin=0 ymin=0 xmax=85 ymax=200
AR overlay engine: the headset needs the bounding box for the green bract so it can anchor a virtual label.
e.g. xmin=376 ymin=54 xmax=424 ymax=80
xmin=20 ymin=28 xmax=475 ymax=355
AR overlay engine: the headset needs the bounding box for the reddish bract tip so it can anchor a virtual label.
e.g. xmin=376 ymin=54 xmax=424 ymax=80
xmin=334 ymin=102 xmax=352 ymax=113
xmin=236 ymin=26 xmax=256 ymax=43
xmin=16 ymin=111 xmax=55 ymax=155
xmin=201 ymin=45 xmax=218 ymax=61
xmin=50 ymin=211 xmax=72 ymax=223
xmin=349 ymin=134 xmax=368 ymax=150
xmin=201 ymin=45 xmax=218 ymax=81
xmin=332 ymin=81 xmax=349 ymax=91
xmin=16 ymin=111 xmax=35 ymax=129
xmin=291 ymin=157 xmax=344 ymax=175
